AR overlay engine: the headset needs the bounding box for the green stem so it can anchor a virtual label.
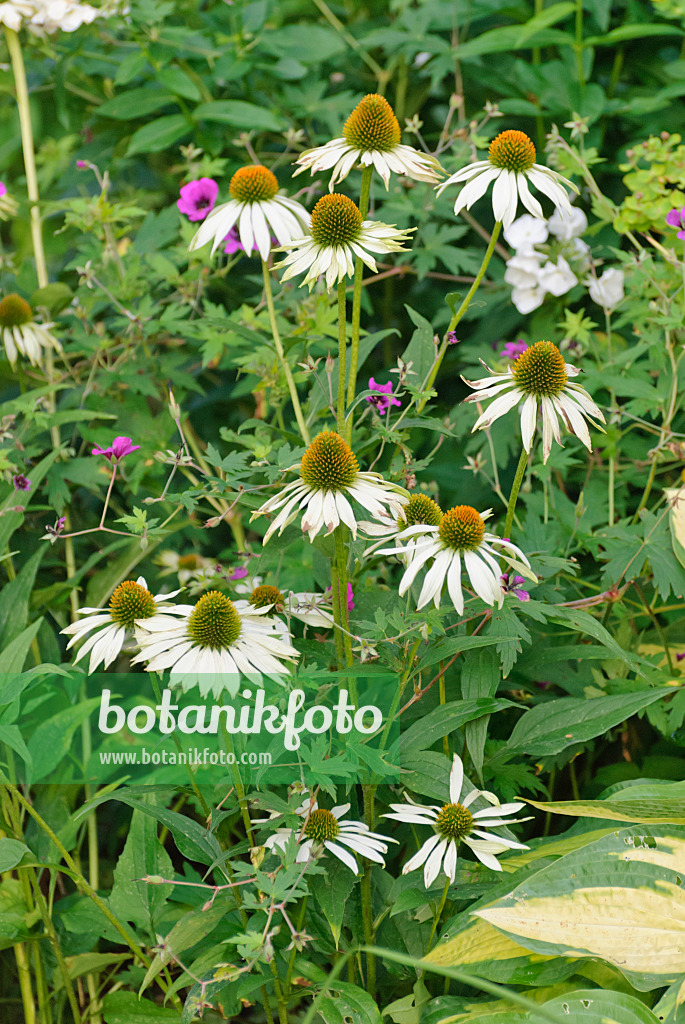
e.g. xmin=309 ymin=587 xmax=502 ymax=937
xmin=438 ymin=661 xmax=449 ymax=758
xmin=418 ymin=221 xmax=501 ymax=414
xmin=222 ymin=728 xmax=256 ymax=847
xmin=285 ymin=895 xmax=308 ymax=993
xmin=426 ymin=878 xmax=451 ymax=953
xmin=361 ymin=785 xmax=376 ymax=996
xmin=503 ymin=448 xmax=530 ymax=540
xmin=270 ymin=959 xmax=289 ymax=1024
xmin=4 ymin=27 xmax=48 ymax=289
xmin=14 ymin=942 xmax=36 ymax=1024
xmin=333 ymin=526 xmax=354 ymax=677
xmin=262 ymin=259 xmax=310 ymax=445
xmin=575 ymin=0 xmax=585 ymax=87
xmin=345 ymin=166 xmax=373 ymax=441
xmin=337 ymin=279 xmax=347 ymax=435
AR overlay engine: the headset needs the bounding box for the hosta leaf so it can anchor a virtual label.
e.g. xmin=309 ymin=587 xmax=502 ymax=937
xmin=475 ymin=826 xmax=685 ymax=989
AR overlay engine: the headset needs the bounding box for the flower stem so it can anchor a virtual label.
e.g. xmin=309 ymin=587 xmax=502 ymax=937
xmin=262 ymin=259 xmax=310 ymax=445
xmin=4 ymin=27 xmax=48 ymax=289
xmin=345 ymin=165 xmax=373 ymax=441
xmin=503 ymin=448 xmax=529 ymax=540
xmin=418 ymin=221 xmax=501 ymax=414
xmin=337 ymin=279 xmax=347 ymax=434
xmin=361 ymin=784 xmax=376 ymax=997
xmin=426 ymin=877 xmax=451 ymax=953
xmin=333 ymin=526 xmax=354 ymax=676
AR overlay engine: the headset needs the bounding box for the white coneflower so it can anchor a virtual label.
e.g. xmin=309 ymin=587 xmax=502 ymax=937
xmin=132 ymin=590 xmax=299 ymax=697
xmin=0 ymin=293 xmax=61 ymax=369
xmin=293 ymin=93 xmax=443 ymax=191
xmin=189 ymin=164 xmax=310 ymax=261
xmin=464 ymin=340 xmax=605 ymax=463
xmin=436 ymin=129 xmax=576 ymax=230
xmin=276 ymin=193 xmax=413 ymax=291
xmin=384 ymin=754 xmax=529 ymax=886
xmin=251 ymin=430 xmax=408 ymax=543
xmin=236 ymin=580 xmax=337 ymax=630
xmin=360 ymin=492 xmax=443 ymax=559
xmin=377 ymin=506 xmax=534 ymax=613
xmin=61 ymin=576 xmax=184 ymax=674
xmin=264 ymin=797 xmax=394 ymax=874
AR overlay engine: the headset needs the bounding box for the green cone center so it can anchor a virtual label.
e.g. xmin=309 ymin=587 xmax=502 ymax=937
xmin=304 ymin=808 xmax=340 ymax=843
xmin=435 ymin=802 xmax=474 ymax=841
xmin=511 ymin=340 xmax=568 ymax=397
xmin=300 ymin=430 xmax=359 ymax=491
xmin=109 ymin=581 xmax=156 ymax=629
xmin=187 ymin=591 xmax=242 ymax=649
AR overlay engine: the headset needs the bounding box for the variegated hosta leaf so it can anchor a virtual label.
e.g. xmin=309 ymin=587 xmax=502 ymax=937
xmin=526 ymin=780 xmax=685 ymax=824
xmin=538 ymin=989 xmax=661 ymax=1023
xmin=474 ymin=826 xmax=685 ymax=990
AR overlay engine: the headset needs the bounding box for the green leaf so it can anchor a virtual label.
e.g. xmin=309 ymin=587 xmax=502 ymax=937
xmin=461 ymin=648 xmax=500 ymax=783
xmin=98 ymin=87 xmax=177 ymax=119
xmin=319 ymin=982 xmax=382 ymax=1024
xmin=110 ymin=807 xmax=174 ymax=934
xmin=102 ymin=990 xmax=181 ymax=1022
xmin=506 ymin=689 xmax=671 ymax=757
xmin=514 ymin=2 xmax=575 ymax=44
xmin=0 ymin=547 xmax=44 ymax=650
xmin=82 ymin=793 xmax=223 ymax=866
xmin=27 ymin=698 xmax=101 ymax=782
xmin=0 ymin=838 xmax=30 ymax=872
xmin=139 ymin=900 xmax=229 ymax=994
xmin=400 ymin=305 xmax=436 ymax=385
xmin=585 ymin=23 xmax=684 ymax=45
xmin=156 ymin=66 xmax=201 ymax=101
xmin=127 ymin=115 xmax=189 ymax=156
xmin=1 ymin=620 xmax=43 ymax=674
xmin=193 ymin=100 xmax=283 ymax=131
xmin=536 ymin=603 xmax=644 ymax=673
xmin=475 ymin=826 xmax=685 ymax=989
xmin=0 ymin=724 xmax=33 ymax=771
xmin=455 ymin=27 xmax=574 ymax=60
xmin=402 ymin=698 xmax=518 ymax=753
xmin=30 ymin=282 xmax=73 ymax=314
xmin=310 ymin=856 xmax=356 ymax=947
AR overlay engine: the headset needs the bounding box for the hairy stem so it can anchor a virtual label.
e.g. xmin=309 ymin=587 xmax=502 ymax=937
xmin=418 ymin=221 xmax=501 ymax=413
xmin=503 ymin=448 xmax=530 ymax=540
xmin=262 ymin=259 xmax=310 ymax=444
xmin=346 ymin=166 xmax=373 ymax=441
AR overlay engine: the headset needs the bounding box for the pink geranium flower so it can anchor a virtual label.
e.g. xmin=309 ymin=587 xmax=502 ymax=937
xmin=92 ymin=436 xmax=141 ymax=462
xmin=177 ymin=178 xmax=219 ymax=222
xmin=365 ymin=378 xmax=402 ymax=415
xmin=666 ymin=206 xmax=685 ymax=240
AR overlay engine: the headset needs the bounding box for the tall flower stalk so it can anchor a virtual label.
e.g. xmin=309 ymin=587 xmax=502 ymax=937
xmin=346 ymin=164 xmax=373 ymax=441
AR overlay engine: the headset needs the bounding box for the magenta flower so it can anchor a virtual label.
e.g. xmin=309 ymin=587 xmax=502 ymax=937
xmin=13 ymin=474 xmax=31 ymax=491
xmin=223 ymin=225 xmax=277 ymax=255
xmin=666 ymin=207 xmax=685 ymax=240
xmin=501 ymin=573 xmax=530 ymax=601
xmin=346 ymin=583 xmax=354 ymax=611
xmin=177 ymin=178 xmax=219 ymax=222
xmin=365 ymin=378 xmax=402 ymax=415
xmin=501 ymin=339 xmax=528 ymax=360
xmin=229 ymin=566 xmax=249 ymax=580
xmin=76 ymin=160 xmax=88 ymax=170
xmin=0 ymin=182 xmax=6 ymax=198
xmin=446 ymin=331 xmax=458 ymax=345
xmin=92 ymin=436 xmax=141 ymax=462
